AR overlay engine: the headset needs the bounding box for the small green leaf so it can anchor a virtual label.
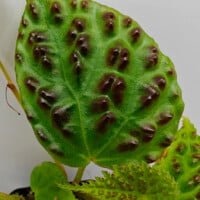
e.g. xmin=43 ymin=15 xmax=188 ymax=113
xmin=30 ymin=162 xmax=76 ymax=200
xmin=0 ymin=193 xmax=24 ymax=200
xmin=158 ymin=118 xmax=200 ymax=200
xmin=60 ymin=161 xmax=179 ymax=200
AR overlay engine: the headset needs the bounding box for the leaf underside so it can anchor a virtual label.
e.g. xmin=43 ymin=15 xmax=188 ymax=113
xmin=15 ymin=0 xmax=184 ymax=167
xmin=159 ymin=118 xmax=200 ymax=200
xmin=60 ymin=161 xmax=179 ymax=200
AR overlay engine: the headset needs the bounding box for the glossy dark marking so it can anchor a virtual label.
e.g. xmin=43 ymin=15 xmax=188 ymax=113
xmin=21 ymin=18 xmax=28 ymax=27
xmin=51 ymin=2 xmax=61 ymax=14
xmin=40 ymin=89 xmax=56 ymax=104
xmin=172 ymin=159 xmax=181 ymax=173
xmin=38 ymin=97 xmax=51 ymax=110
xmin=70 ymin=52 xmax=79 ymax=63
xmin=112 ymin=78 xmax=126 ymax=105
xmin=193 ymin=175 xmax=200 ymax=184
xmin=146 ymin=47 xmax=159 ymax=68
xmin=29 ymin=32 xmax=46 ymax=44
xmin=33 ymin=46 xmax=48 ymax=59
xmin=154 ymin=76 xmax=166 ymax=90
xmin=145 ymin=154 xmax=157 ymax=163
xmin=18 ymin=32 xmax=24 ymax=39
xmin=74 ymin=62 xmax=83 ymax=75
xmin=105 ymin=20 xmax=114 ymax=32
xmin=96 ymin=112 xmax=116 ymax=133
xmin=176 ymin=143 xmax=185 ymax=154
xmin=29 ymin=3 xmax=38 ymax=18
xmin=68 ymin=30 xmax=78 ymax=42
xmin=79 ymin=43 xmax=89 ymax=55
xmin=123 ymin=17 xmax=132 ymax=27
xmin=160 ymin=135 xmax=174 ymax=147
xmin=42 ymin=56 xmax=53 ymax=69
xmin=73 ymin=19 xmax=85 ymax=32
xmin=141 ymin=86 xmax=160 ymax=107
xmin=99 ymin=74 xmax=116 ymax=93
xmin=168 ymin=68 xmax=175 ymax=76
xmin=36 ymin=130 xmax=48 ymax=142
xmin=91 ymin=97 xmax=109 ymax=113
xmin=158 ymin=112 xmax=173 ymax=125
xmin=52 ymin=107 xmax=70 ymax=128
xmin=81 ymin=0 xmax=89 ymax=9
xmin=77 ymin=35 xmax=87 ymax=45
xmin=25 ymin=77 xmax=39 ymax=92
xmin=118 ymin=48 xmax=129 ymax=71
xmin=107 ymin=48 xmax=120 ymax=66
xmin=118 ymin=140 xmax=138 ymax=152
xmin=130 ymin=28 xmax=141 ymax=42
xmin=62 ymin=128 xmax=73 ymax=138
xmin=15 ymin=53 xmax=22 ymax=62
xmin=70 ymin=0 xmax=77 ymax=8
xmin=50 ymin=146 xmax=64 ymax=157
xmin=141 ymin=124 xmax=156 ymax=142
xmin=103 ymin=12 xmax=115 ymax=20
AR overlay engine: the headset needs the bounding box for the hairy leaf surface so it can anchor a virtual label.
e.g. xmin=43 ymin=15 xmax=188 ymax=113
xmin=159 ymin=118 xmax=200 ymax=200
xmin=60 ymin=161 xmax=179 ymax=200
xmin=15 ymin=0 xmax=184 ymax=167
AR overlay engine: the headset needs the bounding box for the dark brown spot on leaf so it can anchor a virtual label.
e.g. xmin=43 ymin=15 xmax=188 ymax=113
xmin=68 ymin=30 xmax=78 ymax=42
xmin=70 ymin=0 xmax=77 ymax=8
xmin=50 ymin=146 xmax=64 ymax=157
xmin=54 ymin=14 xmax=63 ymax=23
xmin=176 ymin=143 xmax=185 ymax=154
xmin=158 ymin=112 xmax=173 ymax=125
xmin=103 ymin=12 xmax=115 ymax=20
xmin=70 ymin=52 xmax=79 ymax=63
xmin=29 ymin=3 xmax=39 ymax=18
xmin=154 ymin=76 xmax=166 ymax=90
xmin=141 ymin=124 xmax=156 ymax=142
xmin=130 ymin=28 xmax=141 ymax=42
xmin=39 ymin=89 xmax=57 ymax=104
xmin=15 ymin=53 xmax=22 ymax=62
xmin=25 ymin=77 xmax=39 ymax=92
xmin=96 ymin=112 xmax=116 ymax=133
xmin=118 ymin=140 xmax=138 ymax=152
xmin=118 ymin=48 xmax=129 ymax=71
xmin=99 ymin=74 xmax=116 ymax=93
xmin=172 ymin=159 xmax=181 ymax=173
xmin=52 ymin=107 xmax=70 ymax=128
xmin=33 ymin=46 xmax=48 ymax=59
xmin=160 ymin=135 xmax=174 ymax=147
xmin=91 ymin=97 xmax=109 ymax=113
xmin=36 ymin=130 xmax=48 ymax=142
xmin=62 ymin=128 xmax=73 ymax=138
xmin=42 ymin=56 xmax=53 ymax=69
xmin=74 ymin=62 xmax=83 ymax=75
xmin=146 ymin=47 xmax=159 ymax=68
xmin=51 ymin=2 xmax=61 ymax=14
xmin=38 ymin=97 xmax=51 ymax=110
xmin=29 ymin=32 xmax=46 ymax=44
xmin=123 ymin=17 xmax=132 ymax=27
xmin=81 ymin=0 xmax=89 ymax=9
xmin=73 ymin=18 xmax=85 ymax=32
xmin=22 ymin=18 xmax=28 ymax=27
xmin=145 ymin=154 xmax=157 ymax=163
xmin=141 ymin=86 xmax=160 ymax=107
xmin=107 ymin=48 xmax=120 ymax=66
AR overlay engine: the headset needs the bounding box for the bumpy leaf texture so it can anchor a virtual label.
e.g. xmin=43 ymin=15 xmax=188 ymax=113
xmin=31 ymin=162 xmax=76 ymax=200
xmin=0 ymin=193 xmax=24 ymax=200
xmin=159 ymin=118 xmax=200 ymax=200
xmin=60 ymin=161 xmax=179 ymax=200
xmin=15 ymin=0 xmax=184 ymax=167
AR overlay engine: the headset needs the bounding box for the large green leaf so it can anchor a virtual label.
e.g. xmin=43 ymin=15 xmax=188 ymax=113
xmin=60 ymin=161 xmax=180 ymax=200
xmin=30 ymin=162 xmax=76 ymax=200
xmin=158 ymin=118 xmax=200 ymax=200
xmin=15 ymin=0 xmax=184 ymax=167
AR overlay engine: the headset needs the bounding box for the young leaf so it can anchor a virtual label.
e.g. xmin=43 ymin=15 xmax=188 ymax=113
xmin=15 ymin=0 xmax=184 ymax=167
xmin=0 ymin=193 xmax=24 ymax=200
xmin=158 ymin=118 xmax=200 ymax=200
xmin=60 ymin=161 xmax=180 ymax=200
xmin=30 ymin=162 xmax=76 ymax=200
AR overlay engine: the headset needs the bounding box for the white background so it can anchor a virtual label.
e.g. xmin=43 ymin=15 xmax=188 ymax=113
xmin=0 ymin=0 xmax=200 ymax=193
